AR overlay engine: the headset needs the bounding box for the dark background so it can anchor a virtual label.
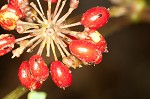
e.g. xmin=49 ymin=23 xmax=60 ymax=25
xmin=0 ymin=0 xmax=150 ymax=99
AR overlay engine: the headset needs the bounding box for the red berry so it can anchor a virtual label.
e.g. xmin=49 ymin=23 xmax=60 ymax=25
xmin=29 ymin=55 xmax=49 ymax=82
xmin=9 ymin=0 xmax=29 ymax=17
xmin=96 ymin=35 xmax=107 ymax=53
xmin=0 ymin=4 xmax=22 ymax=30
xmin=86 ymin=30 xmax=108 ymax=53
xmin=0 ymin=34 xmax=15 ymax=56
xmin=81 ymin=7 xmax=110 ymax=29
xmin=9 ymin=0 xmax=29 ymax=7
xmin=69 ymin=40 xmax=102 ymax=64
xmin=18 ymin=61 xmax=42 ymax=90
xmin=50 ymin=61 xmax=72 ymax=89
xmin=45 ymin=0 xmax=58 ymax=3
xmin=93 ymin=51 xmax=102 ymax=64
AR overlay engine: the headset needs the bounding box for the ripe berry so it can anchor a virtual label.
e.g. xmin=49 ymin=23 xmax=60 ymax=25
xmin=87 ymin=30 xmax=108 ymax=53
xmin=29 ymin=55 xmax=49 ymax=82
xmin=69 ymin=40 xmax=102 ymax=64
xmin=81 ymin=7 xmax=110 ymax=29
xmin=45 ymin=0 xmax=58 ymax=3
xmin=9 ymin=0 xmax=29 ymax=18
xmin=18 ymin=61 xmax=42 ymax=90
xmin=9 ymin=0 xmax=29 ymax=8
xmin=50 ymin=61 xmax=72 ymax=89
xmin=0 ymin=4 xmax=22 ymax=30
xmin=0 ymin=34 xmax=15 ymax=56
xmin=93 ymin=52 xmax=102 ymax=64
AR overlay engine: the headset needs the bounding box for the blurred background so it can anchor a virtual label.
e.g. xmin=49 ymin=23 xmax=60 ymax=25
xmin=0 ymin=0 xmax=150 ymax=99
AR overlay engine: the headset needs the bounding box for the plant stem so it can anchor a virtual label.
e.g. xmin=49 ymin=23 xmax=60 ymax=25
xmin=3 ymin=85 xmax=28 ymax=99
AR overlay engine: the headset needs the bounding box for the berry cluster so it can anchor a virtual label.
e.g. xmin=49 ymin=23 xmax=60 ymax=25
xmin=0 ymin=0 xmax=109 ymax=90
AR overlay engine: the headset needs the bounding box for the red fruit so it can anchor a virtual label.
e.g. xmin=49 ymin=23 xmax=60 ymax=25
xmin=50 ymin=61 xmax=72 ymax=89
xmin=0 ymin=4 xmax=23 ymax=30
xmin=87 ymin=30 xmax=107 ymax=53
xmin=81 ymin=7 xmax=110 ymax=29
xmin=9 ymin=0 xmax=29 ymax=17
xmin=45 ymin=0 xmax=58 ymax=3
xmin=0 ymin=34 xmax=15 ymax=56
xmin=9 ymin=0 xmax=29 ymax=7
xmin=29 ymin=55 xmax=49 ymax=82
xmin=18 ymin=61 xmax=42 ymax=90
xmin=51 ymin=0 xmax=58 ymax=2
xmin=93 ymin=51 xmax=102 ymax=64
xmin=69 ymin=40 xmax=102 ymax=64
xmin=96 ymin=35 xmax=108 ymax=53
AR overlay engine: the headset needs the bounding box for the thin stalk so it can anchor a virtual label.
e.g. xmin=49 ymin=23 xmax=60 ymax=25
xmin=53 ymin=0 xmax=62 ymax=18
xmin=36 ymin=0 xmax=45 ymax=16
xmin=30 ymin=2 xmax=47 ymax=22
xmin=3 ymin=85 xmax=28 ymax=99
xmin=54 ymin=38 xmax=66 ymax=58
xmin=60 ymin=21 xmax=81 ymax=28
xmin=37 ymin=38 xmax=46 ymax=55
xmin=51 ymin=37 xmax=58 ymax=60
xmin=27 ymin=38 xmax=43 ymax=52
xmin=46 ymin=37 xmax=51 ymax=57
xmin=47 ymin=0 xmax=52 ymax=22
xmin=57 ymin=8 xmax=74 ymax=24
xmin=58 ymin=38 xmax=70 ymax=56
xmin=53 ymin=0 xmax=67 ymax=23
xmin=15 ymin=35 xmax=33 ymax=43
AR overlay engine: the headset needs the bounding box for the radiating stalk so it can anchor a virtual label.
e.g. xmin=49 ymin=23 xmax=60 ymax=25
xmin=53 ymin=0 xmax=67 ymax=23
xmin=57 ymin=8 xmax=74 ymax=24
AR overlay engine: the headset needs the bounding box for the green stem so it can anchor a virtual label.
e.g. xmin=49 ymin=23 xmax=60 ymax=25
xmin=3 ymin=85 xmax=28 ymax=99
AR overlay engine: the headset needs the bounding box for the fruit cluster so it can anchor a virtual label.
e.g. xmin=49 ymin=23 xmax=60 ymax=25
xmin=0 ymin=0 xmax=109 ymax=90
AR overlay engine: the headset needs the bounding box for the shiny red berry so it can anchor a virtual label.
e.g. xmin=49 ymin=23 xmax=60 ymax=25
xmin=81 ymin=7 xmax=110 ymax=29
xmin=9 ymin=0 xmax=29 ymax=7
xmin=69 ymin=40 xmax=102 ymax=64
xmin=87 ymin=30 xmax=108 ymax=53
xmin=29 ymin=55 xmax=49 ymax=82
xmin=45 ymin=0 xmax=58 ymax=3
xmin=0 ymin=34 xmax=15 ymax=56
xmin=9 ymin=0 xmax=29 ymax=17
xmin=50 ymin=61 xmax=72 ymax=89
xmin=93 ymin=52 xmax=102 ymax=64
xmin=18 ymin=61 xmax=42 ymax=90
xmin=96 ymin=35 xmax=107 ymax=53
xmin=0 ymin=4 xmax=22 ymax=30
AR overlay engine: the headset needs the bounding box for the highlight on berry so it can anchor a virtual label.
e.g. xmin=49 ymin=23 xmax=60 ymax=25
xmin=0 ymin=0 xmax=110 ymax=90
